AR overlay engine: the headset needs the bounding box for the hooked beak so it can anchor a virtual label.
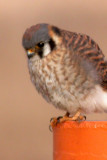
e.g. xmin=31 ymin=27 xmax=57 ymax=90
xmin=27 ymin=50 xmax=35 ymax=58
xmin=27 ymin=46 xmax=40 ymax=59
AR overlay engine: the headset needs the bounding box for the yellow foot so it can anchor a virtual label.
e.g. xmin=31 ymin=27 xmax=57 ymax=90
xmin=49 ymin=111 xmax=86 ymax=131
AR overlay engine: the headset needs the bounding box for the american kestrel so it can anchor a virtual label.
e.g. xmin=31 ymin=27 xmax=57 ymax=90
xmin=22 ymin=23 xmax=107 ymax=127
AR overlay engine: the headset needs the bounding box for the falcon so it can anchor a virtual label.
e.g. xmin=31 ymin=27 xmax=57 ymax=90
xmin=22 ymin=23 xmax=107 ymax=128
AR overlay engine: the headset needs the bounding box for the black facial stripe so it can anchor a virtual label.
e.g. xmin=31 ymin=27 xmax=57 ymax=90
xmin=49 ymin=39 xmax=56 ymax=50
xmin=52 ymin=26 xmax=61 ymax=36
xmin=38 ymin=39 xmax=55 ymax=58
xmin=38 ymin=50 xmax=43 ymax=58
xmin=27 ymin=39 xmax=56 ymax=59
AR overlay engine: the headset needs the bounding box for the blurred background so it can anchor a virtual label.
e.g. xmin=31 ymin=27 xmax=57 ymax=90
xmin=0 ymin=0 xmax=107 ymax=159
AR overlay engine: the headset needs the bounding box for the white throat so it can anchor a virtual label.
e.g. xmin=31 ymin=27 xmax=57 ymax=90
xmin=43 ymin=43 xmax=51 ymax=57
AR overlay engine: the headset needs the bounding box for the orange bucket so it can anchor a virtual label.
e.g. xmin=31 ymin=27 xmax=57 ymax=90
xmin=53 ymin=121 xmax=107 ymax=160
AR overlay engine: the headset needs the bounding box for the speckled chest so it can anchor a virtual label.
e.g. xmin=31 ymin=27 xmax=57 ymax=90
xmin=27 ymin=52 xmax=95 ymax=113
xmin=28 ymin=52 xmax=78 ymax=110
xmin=28 ymin=53 xmax=69 ymax=108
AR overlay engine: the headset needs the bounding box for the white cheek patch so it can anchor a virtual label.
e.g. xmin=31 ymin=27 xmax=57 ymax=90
xmin=43 ymin=43 xmax=51 ymax=57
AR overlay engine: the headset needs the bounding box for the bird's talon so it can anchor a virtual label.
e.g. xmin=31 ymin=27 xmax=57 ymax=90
xmin=83 ymin=115 xmax=86 ymax=120
xmin=77 ymin=115 xmax=86 ymax=122
xmin=49 ymin=112 xmax=86 ymax=131
xmin=57 ymin=116 xmax=63 ymax=121
xmin=50 ymin=117 xmax=54 ymax=123
xmin=49 ymin=125 xmax=53 ymax=132
xmin=50 ymin=116 xmax=63 ymax=125
xmin=57 ymin=116 xmax=63 ymax=123
xmin=49 ymin=116 xmax=63 ymax=132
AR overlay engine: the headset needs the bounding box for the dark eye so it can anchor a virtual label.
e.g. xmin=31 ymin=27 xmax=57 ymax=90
xmin=37 ymin=42 xmax=44 ymax=48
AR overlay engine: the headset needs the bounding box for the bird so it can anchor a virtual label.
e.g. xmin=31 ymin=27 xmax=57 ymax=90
xmin=22 ymin=23 xmax=107 ymax=128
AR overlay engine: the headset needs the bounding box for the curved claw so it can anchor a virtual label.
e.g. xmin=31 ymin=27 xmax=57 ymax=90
xmin=50 ymin=117 xmax=54 ymax=123
xmin=83 ymin=115 xmax=86 ymax=120
xmin=50 ymin=116 xmax=63 ymax=123
xmin=77 ymin=115 xmax=87 ymax=122
xmin=49 ymin=124 xmax=53 ymax=132
xmin=57 ymin=116 xmax=63 ymax=123
xmin=49 ymin=116 xmax=63 ymax=132
xmin=49 ymin=112 xmax=86 ymax=132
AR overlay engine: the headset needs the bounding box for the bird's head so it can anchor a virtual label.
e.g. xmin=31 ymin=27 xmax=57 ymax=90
xmin=22 ymin=23 xmax=62 ymax=59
